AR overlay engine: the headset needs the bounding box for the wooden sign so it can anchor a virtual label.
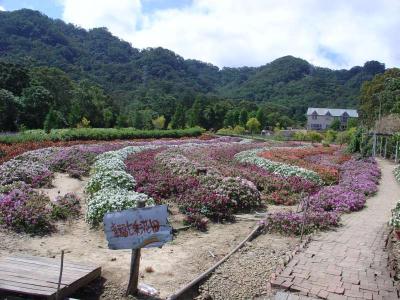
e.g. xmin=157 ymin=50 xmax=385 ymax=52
xmin=103 ymin=204 xmax=172 ymax=250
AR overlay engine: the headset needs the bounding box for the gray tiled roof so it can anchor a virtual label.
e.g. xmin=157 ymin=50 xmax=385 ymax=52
xmin=307 ymin=107 xmax=358 ymax=117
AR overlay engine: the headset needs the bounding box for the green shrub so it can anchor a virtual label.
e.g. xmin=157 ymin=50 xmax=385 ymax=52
xmin=233 ymin=125 xmax=245 ymax=135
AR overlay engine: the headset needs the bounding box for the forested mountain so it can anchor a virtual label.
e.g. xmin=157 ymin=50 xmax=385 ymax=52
xmin=0 ymin=9 xmax=387 ymax=131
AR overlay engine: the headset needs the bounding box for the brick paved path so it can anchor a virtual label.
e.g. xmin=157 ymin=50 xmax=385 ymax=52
xmin=272 ymin=159 xmax=399 ymax=300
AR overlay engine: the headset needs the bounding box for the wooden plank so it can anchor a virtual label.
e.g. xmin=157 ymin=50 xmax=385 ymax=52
xmin=0 ymin=255 xmax=101 ymax=299
xmin=8 ymin=255 xmax=97 ymax=271
xmin=0 ymin=280 xmax=55 ymax=295
xmin=0 ymin=273 xmax=68 ymax=289
xmin=0 ymin=257 xmax=88 ymax=274
xmin=0 ymin=265 xmax=77 ymax=285
xmin=57 ymin=267 xmax=102 ymax=300
xmin=0 ymin=282 xmax=54 ymax=297
xmin=3 ymin=256 xmax=95 ymax=272
xmin=0 ymin=261 xmax=81 ymax=279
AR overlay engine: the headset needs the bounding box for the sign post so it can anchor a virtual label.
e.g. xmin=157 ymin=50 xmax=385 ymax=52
xmin=103 ymin=202 xmax=172 ymax=296
xmin=126 ymin=199 xmax=145 ymax=296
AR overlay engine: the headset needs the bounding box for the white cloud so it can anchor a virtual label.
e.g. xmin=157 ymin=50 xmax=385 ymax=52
xmin=59 ymin=0 xmax=400 ymax=69
xmin=61 ymin=0 xmax=141 ymax=41
xmin=0 ymin=5 xmax=6 ymax=11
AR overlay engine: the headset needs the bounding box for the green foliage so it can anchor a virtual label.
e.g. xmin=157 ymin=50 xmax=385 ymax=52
xmin=347 ymin=118 xmax=358 ymax=128
xmin=0 ymin=89 xmax=19 ymax=131
xmin=0 ymin=127 xmax=204 ymax=143
xmin=233 ymin=125 xmax=245 ymax=135
xmin=325 ymin=130 xmax=337 ymax=143
xmin=239 ymin=109 xmax=248 ymax=126
xmin=347 ymin=128 xmax=372 ymax=156
xmin=152 ymin=115 xmax=166 ymax=129
xmin=336 ymin=127 xmax=356 ymax=146
xmin=170 ymin=104 xmax=186 ymax=129
xmin=329 ymin=119 xmax=341 ymax=130
xmin=76 ymin=117 xmax=91 ymax=128
xmin=308 ymin=131 xmax=324 ymax=143
xmin=293 ymin=131 xmax=323 ymax=142
xmin=246 ymin=117 xmax=261 ymax=134
xmin=43 ymin=108 xmax=64 ymax=133
xmin=359 ymin=68 xmax=400 ymax=127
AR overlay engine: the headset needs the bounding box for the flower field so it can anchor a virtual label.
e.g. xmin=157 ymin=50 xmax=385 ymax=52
xmin=0 ymin=136 xmax=381 ymax=235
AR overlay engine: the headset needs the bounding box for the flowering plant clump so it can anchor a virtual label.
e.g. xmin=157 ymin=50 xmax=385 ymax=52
xmin=234 ymin=147 xmax=323 ymax=184
xmin=155 ymin=148 xmax=262 ymax=210
xmin=309 ymin=186 xmax=366 ymax=213
xmin=51 ymin=193 xmax=81 ymax=220
xmin=86 ymin=188 xmax=155 ymax=225
xmin=85 ymin=170 xmax=136 ymax=196
xmin=395 ymin=165 xmax=400 ymax=182
xmin=390 ymin=201 xmax=400 ymax=229
xmin=258 ymin=146 xmax=340 ymax=184
xmin=50 ymin=148 xmax=98 ymax=178
xmin=265 ymin=156 xmax=381 ymax=235
xmin=200 ymin=175 xmax=261 ymax=210
xmin=265 ymin=209 xmax=341 ymax=235
xmin=0 ymin=160 xmax=54 ymax=188
xmin=85 ymin=146 xmax=155 ymax=225
xmin=0 ymin=186 xmax=54 ymax=234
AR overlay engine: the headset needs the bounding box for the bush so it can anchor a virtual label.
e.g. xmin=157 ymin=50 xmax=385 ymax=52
xmin=0 ymin=187 xmax=54 ymax=234
xmin=51 ymin=193 xmax=81 ymax=220
xmin=233 ymin=125 xmax=245 ymax=135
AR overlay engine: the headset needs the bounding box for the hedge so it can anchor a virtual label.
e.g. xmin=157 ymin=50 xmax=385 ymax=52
xmin=0 ymin=127 xmax=205 ymax=144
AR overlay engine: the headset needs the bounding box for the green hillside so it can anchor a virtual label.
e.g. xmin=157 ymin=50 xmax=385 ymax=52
xmin=0 ymin=9 xmax=386 ymax=131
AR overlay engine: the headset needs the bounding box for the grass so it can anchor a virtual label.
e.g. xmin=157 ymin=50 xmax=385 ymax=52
xmin=0 ymin=127 xmax=205 ymax=144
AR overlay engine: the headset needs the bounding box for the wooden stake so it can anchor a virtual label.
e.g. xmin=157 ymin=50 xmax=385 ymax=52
xmin=384 ymin=137 xmax=388 ymax=158
xmin=372 ymin=133 xmax=377 ymax=157
xmin=126 ymin=199 xmax=146 ymax=296
xmin=56 ymin=250 xmax=64 ymax=300
xmin=395 ymin=141 xmax=399 ymax=163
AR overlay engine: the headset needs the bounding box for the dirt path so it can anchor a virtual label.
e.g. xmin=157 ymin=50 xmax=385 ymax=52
xmin=272 ymin=159 xmax=400 ymax=299
xmin=0 ymin=173 xmax=255 ymax=299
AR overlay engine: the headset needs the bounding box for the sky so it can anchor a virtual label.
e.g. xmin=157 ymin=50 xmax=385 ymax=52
xmin=0 ymin=0 xmax=399 ymax=69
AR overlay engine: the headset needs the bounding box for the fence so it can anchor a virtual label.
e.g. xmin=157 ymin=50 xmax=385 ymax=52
xmin=371 ymin=133 xmax=400 ymax=162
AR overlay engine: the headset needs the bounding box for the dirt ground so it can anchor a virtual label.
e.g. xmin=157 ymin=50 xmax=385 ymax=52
xmin=0 ymin=173 xmax=261 ymax=299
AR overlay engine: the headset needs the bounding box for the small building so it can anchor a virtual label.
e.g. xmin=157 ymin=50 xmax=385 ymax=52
xmin=306 ymin=107 xmax=358 ymax=130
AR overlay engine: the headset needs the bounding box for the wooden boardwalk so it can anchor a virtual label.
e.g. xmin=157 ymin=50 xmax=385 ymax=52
xmin=0 ymin=255 xmax=101 ymax=299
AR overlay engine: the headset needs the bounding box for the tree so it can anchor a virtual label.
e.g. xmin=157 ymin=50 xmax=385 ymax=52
xmin=329 ymin=119 xmax=341 ymax=130
xmin=256 ymin=108 xmax=266 ymax=129
xmin=133 ymin=111 xmax=144 ymax=129
xmin=188 ymin=98 xmax=204 ymax=127
xmin=44 ymin=108 xmax=64 ymax=133
xmin=359 ymin=68 xmax=400 ymax=127
xmin=170 ymin=104 xmax=186 ymax=129
xmin=246 ymin=117 xmax=260 ymax=135
xmin=152 ymin=115 xmax=166 ymax=129
xmin=239 ymin=109 xmax=248 ymax=126
xmin=0 ymin=89 xmax=19 ymax=131
xmin=20 ymin=86 xmax=53 ymax=128
xmin=224 ymin=110 xmax=239 ymax=128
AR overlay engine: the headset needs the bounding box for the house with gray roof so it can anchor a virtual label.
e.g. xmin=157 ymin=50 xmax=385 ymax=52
xmin=306 ymin=108 xmax=358 ymax=130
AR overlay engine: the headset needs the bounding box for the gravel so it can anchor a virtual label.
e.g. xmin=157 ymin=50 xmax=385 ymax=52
xmin=197 ymin=232 xmax=298 ymax=300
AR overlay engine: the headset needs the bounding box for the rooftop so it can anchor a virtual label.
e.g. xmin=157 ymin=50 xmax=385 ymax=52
xmin=307 ymin=107 xmax=358 ymax=117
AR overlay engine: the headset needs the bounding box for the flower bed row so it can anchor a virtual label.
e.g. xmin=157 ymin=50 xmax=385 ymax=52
xmin=266 ymin=157 xmax=381 ymax=235
xmin=258 ymin=146 xmax=340 ymax=184
xmin=85 ymin=146 xmax=156 ymax=225
xmin=234 ymin=147 xmax=323 ymax=184
xmin=390 ymin=166 xmax=400 ymax=232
